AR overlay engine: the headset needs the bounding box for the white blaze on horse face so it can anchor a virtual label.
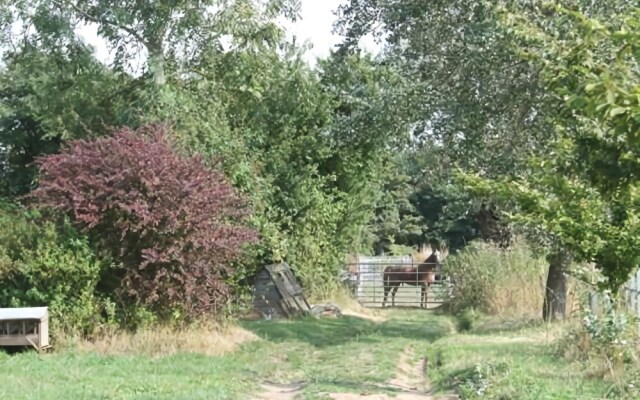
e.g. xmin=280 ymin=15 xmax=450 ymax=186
xmin=434 ymin=250 xmax=443 ymax=277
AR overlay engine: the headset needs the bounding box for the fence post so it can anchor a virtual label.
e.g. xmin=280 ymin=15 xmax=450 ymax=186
xmin=634 ymin=270 xmax=640 ymax=336
xmin=589 ymin=291 xmax=599 ymax=316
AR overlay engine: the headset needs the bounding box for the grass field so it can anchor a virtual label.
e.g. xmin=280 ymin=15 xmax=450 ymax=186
xmin=0 ymin=309 xmax=630 ymax=399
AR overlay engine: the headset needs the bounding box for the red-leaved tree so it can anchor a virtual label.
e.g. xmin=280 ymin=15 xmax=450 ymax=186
xmin=30 ymin=124 xmax=258 ymax=318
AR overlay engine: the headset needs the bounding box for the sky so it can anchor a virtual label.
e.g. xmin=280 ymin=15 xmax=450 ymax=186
xmin=74 ymin=0 xmax=380 ymax=70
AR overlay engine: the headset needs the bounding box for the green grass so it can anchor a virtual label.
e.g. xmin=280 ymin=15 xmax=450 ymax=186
xmin=0 ymin=310 xmax=630 ymax=399
xmin=0 ymin=350 xmax=251 ymax=399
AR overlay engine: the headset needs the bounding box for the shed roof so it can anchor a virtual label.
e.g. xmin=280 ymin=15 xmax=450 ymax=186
xmin=0 ymin=307 xmax=48 ymax=321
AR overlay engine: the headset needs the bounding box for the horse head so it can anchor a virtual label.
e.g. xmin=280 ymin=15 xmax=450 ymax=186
xmin=419 ymin=250 xmax=441 ymax=271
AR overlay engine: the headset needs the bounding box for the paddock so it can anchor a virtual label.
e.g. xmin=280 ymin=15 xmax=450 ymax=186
xmin=346 ymin=255 xmax=452 ymax=309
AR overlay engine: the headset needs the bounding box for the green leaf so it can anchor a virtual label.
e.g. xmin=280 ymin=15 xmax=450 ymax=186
xmin=609 ymin=106 xmax=627 ymax=117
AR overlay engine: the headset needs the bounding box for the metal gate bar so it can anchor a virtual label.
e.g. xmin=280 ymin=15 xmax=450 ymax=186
xmin=345 ymin=261 xmax=451 ymax=308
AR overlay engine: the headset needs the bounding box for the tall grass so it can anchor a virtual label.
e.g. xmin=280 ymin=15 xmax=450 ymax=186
xmin=443 ymin=240 xmax=548 ymax=318
xmin=56 ymin=321 xmax=259 ymax=357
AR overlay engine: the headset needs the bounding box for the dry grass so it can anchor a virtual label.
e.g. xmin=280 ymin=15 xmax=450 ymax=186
xmin=487 ymin=268 xmax=546 ymax=318
xmin=313 ymin=287 xmax=388 ymax=322
xmin=58 ymin=322 xmax=260 ymax=357
xmin=443 ymin=240 xmax=549 ymax=318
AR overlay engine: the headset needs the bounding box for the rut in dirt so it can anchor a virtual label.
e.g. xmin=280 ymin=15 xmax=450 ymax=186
xmin=252 ymin=345 xmax=458 ymax=400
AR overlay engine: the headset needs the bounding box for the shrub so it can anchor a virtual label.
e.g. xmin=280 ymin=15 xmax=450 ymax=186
xmin=455 ymin=308 xmax=481 ymax=332
xmin=31 ymin=124 xmax=258 ymax=321
xmin=556 ymin=291 xmax=639 ymax=377
xmin=443 ymin=240 xmax=548 ymax=317
xmin=453 ymin=362 xmax=510 ymax=399
xmin=0 ymin=203 xmax=106 ymax=334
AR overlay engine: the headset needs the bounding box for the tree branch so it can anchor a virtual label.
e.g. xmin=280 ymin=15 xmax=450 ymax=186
xmin=54 ymin=0 xmax=150 ymax=49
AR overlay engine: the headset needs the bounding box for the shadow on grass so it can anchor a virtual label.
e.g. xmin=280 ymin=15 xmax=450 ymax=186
xmin=0 ymin=346 xmax=32 ymax=356
xmin=471 ymin=317 xmax=543 ymax=335
xmin=241 ymin=313 xmax=451 ymax=348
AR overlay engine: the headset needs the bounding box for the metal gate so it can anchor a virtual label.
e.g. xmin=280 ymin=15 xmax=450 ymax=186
xmin=346 ymin=255 xmax=450 ymax=308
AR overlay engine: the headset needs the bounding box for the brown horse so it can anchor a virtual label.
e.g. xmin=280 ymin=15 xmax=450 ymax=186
xmin=382 ymin=251 xmax=441 ymax=308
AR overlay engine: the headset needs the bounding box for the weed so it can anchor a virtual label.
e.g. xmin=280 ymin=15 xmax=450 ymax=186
xmin=57 ymin=322 xmax=259 ymax=357
xmin=456 ymin=308 xmax=481 ymax=332
xmin=456 ymin=362 xmax=509 ymax=399
xmin=443 ymin=240 xmax=547 ymax=318
xmin=556 ymin=290 xmax=640 ymax=378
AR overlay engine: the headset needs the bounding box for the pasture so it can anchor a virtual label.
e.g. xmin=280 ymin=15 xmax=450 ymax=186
xmin=0 ymin=309 xmax=624 ymax=400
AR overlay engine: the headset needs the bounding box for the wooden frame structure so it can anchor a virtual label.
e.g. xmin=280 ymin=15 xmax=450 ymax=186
xmin=252 ymin=263 xmax=311 ymax=319
xmin=0 ymin=307 xmax=50 ymax=351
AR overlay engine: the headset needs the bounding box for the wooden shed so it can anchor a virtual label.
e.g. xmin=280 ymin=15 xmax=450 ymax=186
xmin=0 ymin=307 xmax=50 ymax=351
xmin=252 ymin=263 xmax=311 ymax=319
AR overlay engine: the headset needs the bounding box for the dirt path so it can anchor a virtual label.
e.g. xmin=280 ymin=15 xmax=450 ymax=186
xmin=388 ymin=345 xmax=429 ymax=392
xmin=252 ymin=381 xmax=307 ymax=400
xmin=252 ymin=346 xmax=458 ymax=400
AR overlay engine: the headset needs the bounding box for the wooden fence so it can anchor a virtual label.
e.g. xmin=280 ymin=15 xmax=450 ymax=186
xmin=588 ymin=268 xmax=640 ymax=326
xmin=621 ymin=269 xmax=640 ymax=319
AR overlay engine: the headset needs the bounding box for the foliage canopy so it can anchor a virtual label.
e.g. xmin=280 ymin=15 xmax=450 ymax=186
xmin=462 ymin=2 xmax=640 ymax=289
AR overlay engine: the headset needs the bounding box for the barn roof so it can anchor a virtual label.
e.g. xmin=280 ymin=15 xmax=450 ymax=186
xmin=0 ymin=307 xmax=48 ymax=321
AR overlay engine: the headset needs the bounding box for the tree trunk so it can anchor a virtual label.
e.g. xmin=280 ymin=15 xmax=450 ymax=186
xmin=148 ymin=48 xmax=166 ymax=86
xmin=146 ymin=33 xmax=166 ymax=86
xmin=543 ymin=251 xmax=569 ymax=321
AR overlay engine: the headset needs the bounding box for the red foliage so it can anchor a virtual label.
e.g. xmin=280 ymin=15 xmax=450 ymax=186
xmin=30 ymin=124 xmax=258 ymax=318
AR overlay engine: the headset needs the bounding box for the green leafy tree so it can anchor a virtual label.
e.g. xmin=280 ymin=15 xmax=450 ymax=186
xmin=335 ymin=0 xmax=554 ymax=254
xmin=0 ymin=43 xmax=126 ymax=196
xmin=462 ymin=2 xmax=640 ymax=310
xmin=337 ymin=0 xmax=635 ymax=320
xmin=186 ymin=47 xmax=414 ymax=293
xmin=2 ymin=0 xmax=300 ymax=84
xmin=1 ymin=0 xmax=415 ymax=302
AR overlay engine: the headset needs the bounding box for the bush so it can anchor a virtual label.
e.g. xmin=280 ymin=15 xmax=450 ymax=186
xmin=443 ymin=240 xmax=548 ymax=317
xmin=556 ymin=291 xmax=639 ymax=377
xmin=452 ymin=362 xmax=511 ymax=399
xmin=31 ymin=124 xmax=258 ymax=321
xmin=455 ymin=308 xmax=482 ymax=332
xmin=0 ymin=203 xmax=107 ymax=334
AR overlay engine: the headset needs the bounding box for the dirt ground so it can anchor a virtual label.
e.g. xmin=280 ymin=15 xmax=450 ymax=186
xmin=252 ymin=345 xmax=458 ymax=400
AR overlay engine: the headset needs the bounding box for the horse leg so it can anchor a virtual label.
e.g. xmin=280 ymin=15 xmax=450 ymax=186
xmin=382 ymin=272 xmax=391 ymax=308
xmin=382 ymin=281 xmax=389 ymax=308
xmin=421 ymin=284 xmax=426 ymax=308
xmin=391 ymin=285 xmax=399 ymax=307
xmin=425 ymin=282 xmax=432 ymax=308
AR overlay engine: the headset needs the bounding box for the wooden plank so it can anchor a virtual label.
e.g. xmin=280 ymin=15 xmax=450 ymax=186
xmin=0 ymin=333 xmax=40 ymax=347
xmin=264 ymin=263 xmax=310 ymax=317
xmin=251 ymin=263 xmax=312 ymax=318
xmin=265 ymin=264 xmax=294 ymax=316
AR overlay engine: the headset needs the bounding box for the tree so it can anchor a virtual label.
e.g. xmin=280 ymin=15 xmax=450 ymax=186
xmin=334 ymin=0 xmax=554 ymax=255
xmin=187 ymin=47 xmax=415 ymax=292
xmin=336 ymin=0 xmax=552 ymax=178
xmin=0 ymin=42 xmax=127 ymax=197
xmin=2 ymin=0 xmax=300 ymax=85
xmin=463 ymin=1 xmax=640 ymax=295
xmin=30 ymin=124 xmax=258 ymax=319
xmin=1 ymin=0 xmax=415 ymax=300
xmin=336 ymin=0 xmax=635 ymax=320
